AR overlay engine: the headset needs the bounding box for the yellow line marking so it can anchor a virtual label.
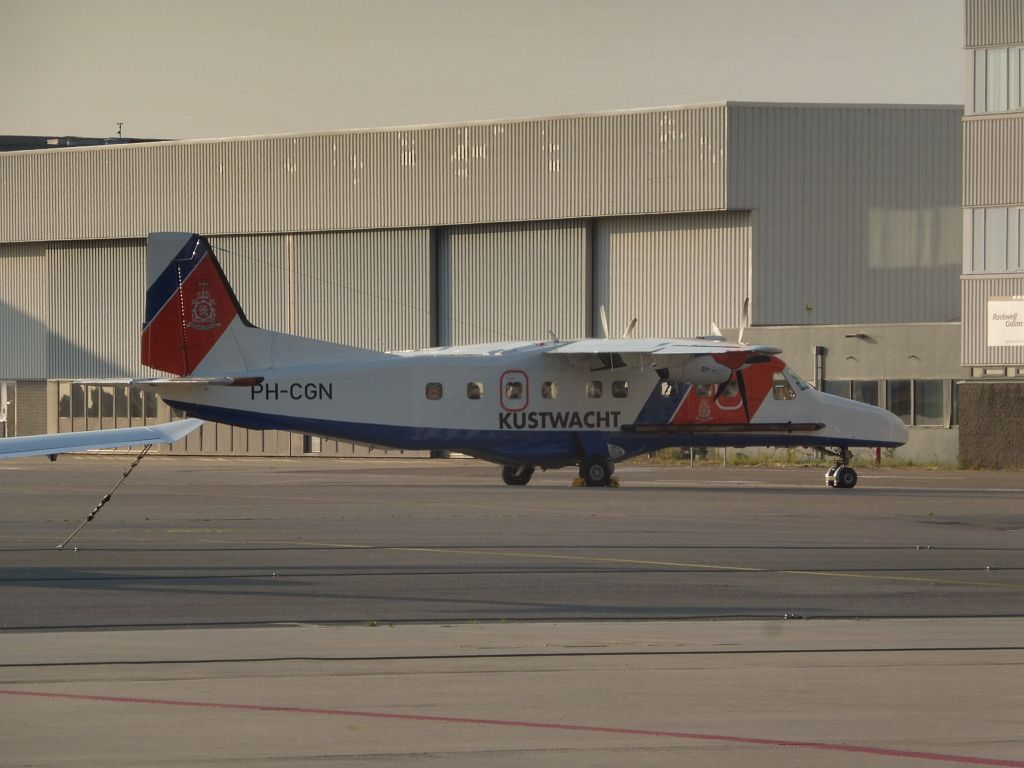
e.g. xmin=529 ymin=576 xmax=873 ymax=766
xmin=272 ymin=541 xmax=1024 ymax=591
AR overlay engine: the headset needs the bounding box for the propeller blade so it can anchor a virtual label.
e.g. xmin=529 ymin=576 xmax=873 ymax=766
xmin=736 ymin=370 xmax=751 ymax=422
xmin=738 ymin=298 xmax=750 ymax=344
xmin=622 ymin=317 xmax=638 ymax=338
xmin=599 ymin=306 xmax=610 ymax=339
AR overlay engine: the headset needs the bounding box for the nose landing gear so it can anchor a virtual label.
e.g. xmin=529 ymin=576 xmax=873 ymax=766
xmin=501 ymin=464 xmax=535 ymax=486
xmin=825 ymin=447 xmax=857 ymax=489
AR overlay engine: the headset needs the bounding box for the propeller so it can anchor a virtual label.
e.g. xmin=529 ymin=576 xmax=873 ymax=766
xmin=738 ymin=298 xmax=750 ymax=344
xmin=714 ymin=370 xmax=752 ymax=422
xmin=597 ymin=306 xmax=639 ymax=338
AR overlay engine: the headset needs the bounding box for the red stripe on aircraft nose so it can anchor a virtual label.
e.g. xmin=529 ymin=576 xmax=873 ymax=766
xmin=141 ymin=255 xmax=238 ymax=375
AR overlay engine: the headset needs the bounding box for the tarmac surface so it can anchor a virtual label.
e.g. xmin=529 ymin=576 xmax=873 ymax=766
xmin=1 ymin=456 xmax=1023 ymax=766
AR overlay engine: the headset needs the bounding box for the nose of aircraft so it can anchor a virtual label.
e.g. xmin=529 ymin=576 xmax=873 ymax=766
xmin=816 ymin=392 xmax=909 ymax=447
xmin=881 ymin=406 xmax=910 ymax=447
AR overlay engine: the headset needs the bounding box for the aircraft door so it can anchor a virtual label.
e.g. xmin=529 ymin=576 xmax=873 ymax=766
xmin=500 ymin=370 xmax=529 ymax=412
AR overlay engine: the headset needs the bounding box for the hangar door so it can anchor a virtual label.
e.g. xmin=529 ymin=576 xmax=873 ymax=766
xmin=594 ymin=211 xmax=752 ymax=339
xmin=437 ymin=220 xmax=588 ymax=345
xmin=0 ymin=242 xmax=47 ymax=379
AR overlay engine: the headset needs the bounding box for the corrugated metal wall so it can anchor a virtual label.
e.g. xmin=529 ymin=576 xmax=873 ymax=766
xmin=0 ymin=243 xmax=47 ymax=378
xmin=0 ymin=105 xmax=728 ymax=244
xmin=964 ymin=116 xmax=1024 ymax=207
xmin=46 ymin=241 xmax=145 ymax=378
xmin=595 ymin=212 xmax=751 ymax=338
xmin=966 ymin=0 xmax=1024 ymax=47
xmin=207 ymin=234 xmax=291 ymax=332
xmin=438 ymin=221 xmax=588 ymax=345
xmin=961 ymin=274 xmax=1024 ymax=365
xmin=728 ymin=104 xmax=963 ymax=326
xmin=292 ymin=229 xmax=431 ymax=351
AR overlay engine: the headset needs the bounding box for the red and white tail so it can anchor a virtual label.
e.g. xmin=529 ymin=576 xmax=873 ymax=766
xmin=142 ymin=233 xmax=381 ymax=376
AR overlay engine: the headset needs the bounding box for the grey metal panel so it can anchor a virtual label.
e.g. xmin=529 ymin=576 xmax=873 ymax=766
xmin=292 ymin=229 xmax=432 ymax=351
xmin=961 ymin=274 xmax=1024 ymax=365
xmin=438 ymin=221 xmax=588 ymax=345
xmin=964 ymin=115 xmax=1024 ymax=206
xmin=966 ymin=0 xmax=1024 ymax=47
xmin=0 ymin=105 xmax=727 ymax=244
xmin=46 ymin=241 xmax=145 ymax=378
xmin=0 ymin=243 xmax=47 ymax=378
xmin=595 ymin=212 xmax=751 ymax=339
xmin=728 ymin=104 xmax=963 ymax=325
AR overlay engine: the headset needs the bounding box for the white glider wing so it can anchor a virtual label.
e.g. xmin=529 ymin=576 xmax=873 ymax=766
xmin=0 ymin=419 xmax=204 ymax=460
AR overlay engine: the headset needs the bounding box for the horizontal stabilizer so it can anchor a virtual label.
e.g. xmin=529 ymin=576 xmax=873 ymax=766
xmin=0 ymin=419 xmax=204 ymax=460
xmin=133 ymin=376 xmax=264 ymax=388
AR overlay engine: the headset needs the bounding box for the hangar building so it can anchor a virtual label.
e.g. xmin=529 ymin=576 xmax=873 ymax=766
xmin=959 ymin=0 xmax=1024 ymax=468
xmin=0 ymin=102 xmax=963 ymax=461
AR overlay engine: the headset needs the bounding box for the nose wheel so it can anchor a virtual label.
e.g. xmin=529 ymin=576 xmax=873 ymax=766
xmin=501 ymin=464 xmax=535 ymax=486
xmin=825 ymin=447 xmax=857 ymax=489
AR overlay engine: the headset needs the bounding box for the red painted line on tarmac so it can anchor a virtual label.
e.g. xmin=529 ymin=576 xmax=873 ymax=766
xmin=2 ymin=688 xmax=1021 ymax=767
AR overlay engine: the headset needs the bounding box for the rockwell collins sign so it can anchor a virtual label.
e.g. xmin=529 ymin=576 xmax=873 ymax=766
xmin=988 ymin=296 xmax=1024 ymax=347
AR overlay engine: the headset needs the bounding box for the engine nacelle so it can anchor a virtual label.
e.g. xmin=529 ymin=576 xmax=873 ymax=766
xmin=662 ymin=355 xmax=733 ymax=385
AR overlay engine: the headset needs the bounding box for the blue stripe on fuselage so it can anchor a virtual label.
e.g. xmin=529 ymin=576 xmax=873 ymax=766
xmin=634 ymin=380 xmax=690 ymax=425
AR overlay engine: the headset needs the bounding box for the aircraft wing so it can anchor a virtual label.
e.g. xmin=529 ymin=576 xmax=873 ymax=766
xmin=0 ymin=419 xmax=204 ymax=460
xmin=548 ymin=339 xmax=782 ymax=358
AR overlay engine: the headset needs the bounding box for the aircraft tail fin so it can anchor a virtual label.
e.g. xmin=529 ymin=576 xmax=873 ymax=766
xmin=142 ymin=233 xmax=382 ymax=376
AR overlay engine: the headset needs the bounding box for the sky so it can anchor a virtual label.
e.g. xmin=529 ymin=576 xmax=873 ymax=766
xmin=1 ymin=0 xmax=965 ymax=141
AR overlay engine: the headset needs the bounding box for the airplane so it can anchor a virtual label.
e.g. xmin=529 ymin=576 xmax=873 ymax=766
xmin=0 ymin=232 xmax=908 ymax=490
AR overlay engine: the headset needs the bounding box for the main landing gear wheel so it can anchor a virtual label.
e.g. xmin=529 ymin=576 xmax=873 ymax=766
xmin=579 ymin=457 xmax=614 ymax=487
xmin=501 ymin=465 xmax=535 ymax=486
xmin=825 ymin=448 xmax=857 ymax=489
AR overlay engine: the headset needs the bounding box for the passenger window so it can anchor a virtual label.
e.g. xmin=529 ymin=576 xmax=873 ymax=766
xmin=587 ymin=381 xmax=603 ymax=399
xmin=467 ymin=382 xmax=484 ymax=399
xmin=542 ymin=381 xmax=558 ymax=399
xmin=773 ymin=372 xmax=796 ymax=400
xmin=612 ymin=380 xmax=629 ymax=398
xmin=425 ymin=382 xmax=443 ymax=400
xmin=505 ymin=381 xmax=523 ymax=400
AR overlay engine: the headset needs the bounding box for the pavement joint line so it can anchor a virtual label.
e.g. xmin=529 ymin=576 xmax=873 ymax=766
xmin=0 ymin=688 xmax=1021 ymax=767
xmin=272 ymin=540 xmax=1024 ymax=591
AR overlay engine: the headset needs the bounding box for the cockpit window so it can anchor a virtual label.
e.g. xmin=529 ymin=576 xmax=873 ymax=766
xmin=786 ymin=368 xmax=812 ymax=391
xmin=773 ymin=372 xmax=796 ymax=400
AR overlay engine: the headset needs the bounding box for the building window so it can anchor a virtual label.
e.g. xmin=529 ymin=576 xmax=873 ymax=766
xmin=542 ymin=381 xmax=558 ymax=399
xmin=950 ymin=381 xmax=960 ymax=427
xmin=467 ymin=382 xmax=484 ymax=399
xmin=886 ymin=380 xmax=912 ymax=425
xmin=612 ymin=380 xmax=629 ymax=398
xmin=586 ymin=381 xmax=603 ymax=399
xmin=913 ymin=380 xmax=944 ymax=427
xmin=822 ymin=380 xmax=850 ymax=398
xmin=425 ymin=382 xmax=443 ymax=400
xmin=851 ymin=380 xmax=879 ymax=407
xmin=973 ymin=46 xmax=1024 ymax=113
xmin=144 ymin=390 xmax=160 ymax=419
xmin=966 ymin=206 xmax=1023 ymax=273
